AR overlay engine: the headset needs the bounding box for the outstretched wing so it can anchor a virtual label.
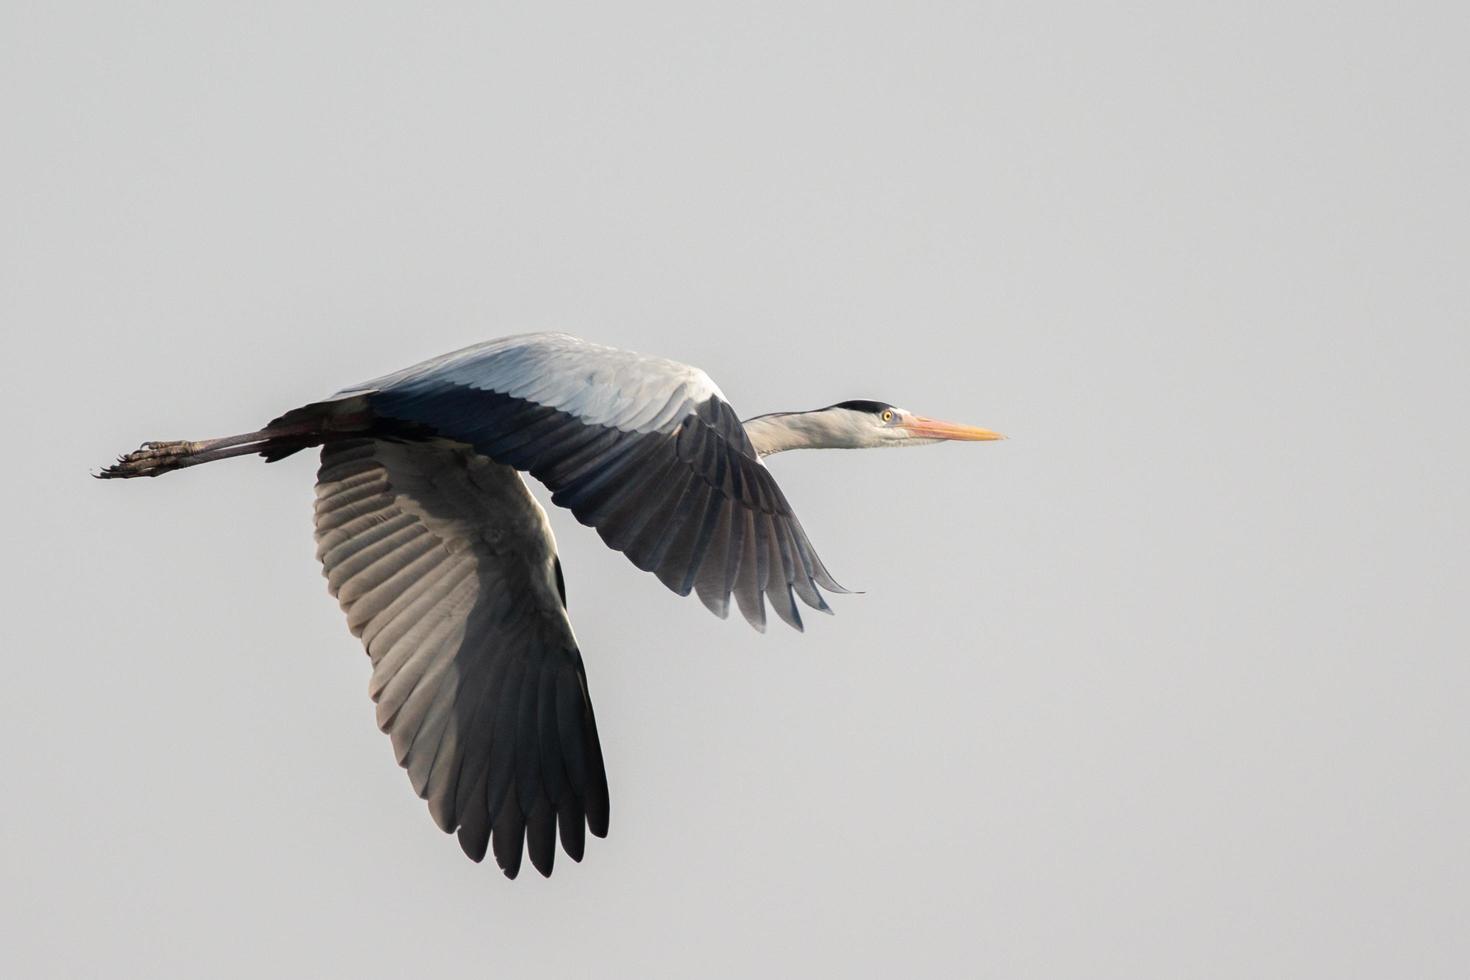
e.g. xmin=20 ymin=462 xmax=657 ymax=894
xmin=347 ymin=332 xmax=847 ymax=631
xmin=314 ymin=436 xmax=609 ymax=879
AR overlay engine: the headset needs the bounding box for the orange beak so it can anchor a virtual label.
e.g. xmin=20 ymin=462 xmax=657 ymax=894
xmin=900 ymin=415 xmax=1006 ymax=441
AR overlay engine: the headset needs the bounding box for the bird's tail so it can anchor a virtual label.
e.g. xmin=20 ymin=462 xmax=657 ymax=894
xmin=96 ymin=397 xmax=375 ymax=480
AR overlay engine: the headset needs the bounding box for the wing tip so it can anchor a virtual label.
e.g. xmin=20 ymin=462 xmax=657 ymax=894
xmin=695 ymin=589 xmax=732 ymax=620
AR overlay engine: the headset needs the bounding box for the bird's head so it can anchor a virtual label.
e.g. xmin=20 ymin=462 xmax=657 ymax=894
xmin=743 ymin=400 xmax=1004 ymax=455
xmin=824 ymin=400 xmax=1005 ymax=448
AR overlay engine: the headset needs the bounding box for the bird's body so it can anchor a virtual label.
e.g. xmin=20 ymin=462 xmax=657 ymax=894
xmin=101 ymin=332 xmax=1002 ymax=878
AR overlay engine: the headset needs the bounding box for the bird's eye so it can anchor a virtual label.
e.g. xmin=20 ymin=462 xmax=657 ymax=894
xmin=881 ymin=410 xmax=894 ymax=423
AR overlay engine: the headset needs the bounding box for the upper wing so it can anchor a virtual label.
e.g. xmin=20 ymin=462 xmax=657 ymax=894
xmin=352 ymin=333 xmax=848 ymax=631
xmin=314 ymin=436 xmax=609 ymax=879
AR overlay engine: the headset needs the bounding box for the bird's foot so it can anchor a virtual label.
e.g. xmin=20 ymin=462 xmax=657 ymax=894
xmin=96 ymin=440 xmax=200 ymax=479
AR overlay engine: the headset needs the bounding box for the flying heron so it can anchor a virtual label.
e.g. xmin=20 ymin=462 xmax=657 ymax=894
xmin=99 ymin=332 xmax=1004 ymax=878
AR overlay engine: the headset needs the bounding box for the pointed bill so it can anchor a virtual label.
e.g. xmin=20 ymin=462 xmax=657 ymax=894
xmin=901 ymin=415 xmax=1005 ymax=441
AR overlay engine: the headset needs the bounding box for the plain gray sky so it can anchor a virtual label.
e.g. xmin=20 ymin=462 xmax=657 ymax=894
xmin=4 ymin=1 xmax=1467 ymax=977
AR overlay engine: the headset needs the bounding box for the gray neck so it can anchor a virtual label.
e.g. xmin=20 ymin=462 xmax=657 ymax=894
xmin=743 ymin=410 xmax=867 ymax=457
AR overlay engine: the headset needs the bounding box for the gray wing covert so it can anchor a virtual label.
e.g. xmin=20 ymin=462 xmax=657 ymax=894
xmin=314 ymin=437 xmax=608 ymax=879
xmin=358 ymin=333 xmax=848 ymax=631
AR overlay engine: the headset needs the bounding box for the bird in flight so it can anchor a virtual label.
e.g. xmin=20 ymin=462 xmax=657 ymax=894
xmin=99 ymin=332 xmax=1003 ymax=878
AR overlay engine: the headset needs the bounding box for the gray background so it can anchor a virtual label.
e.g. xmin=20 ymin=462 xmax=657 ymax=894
xmin=4 ymin=2 xmax=1467 ymax=977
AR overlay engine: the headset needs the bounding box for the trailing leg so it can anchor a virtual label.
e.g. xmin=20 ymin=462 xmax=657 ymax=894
xmin=97 ymin=425 xmax=321 ymax=479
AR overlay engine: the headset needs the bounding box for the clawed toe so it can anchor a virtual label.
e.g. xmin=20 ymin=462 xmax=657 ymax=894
xmin=97 ymin=441 xmax=187 ymax=479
